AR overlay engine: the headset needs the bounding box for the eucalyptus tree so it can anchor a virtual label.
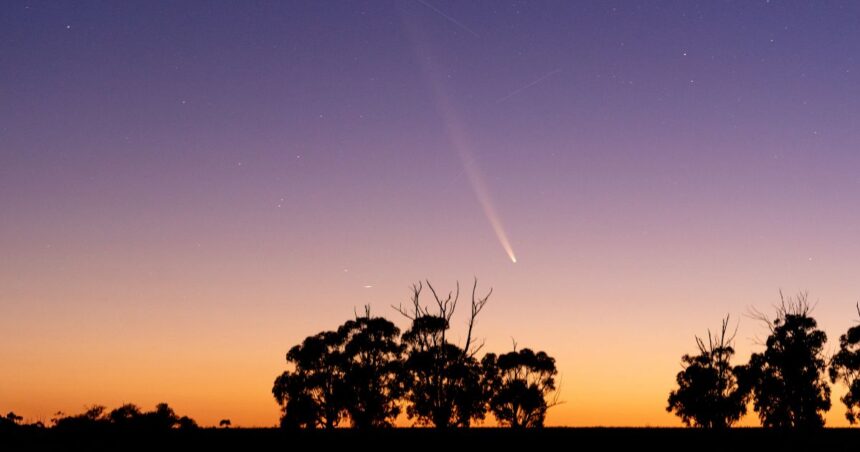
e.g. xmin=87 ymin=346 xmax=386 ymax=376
xmin=667 ymin=316 xmax=748 ymax=428
xmin=483 ymin=347 xmax=559 ymax=428
xmin=395 ymin=279 xmax=491 ymax=428
xmin=745 ymin=292 xmax=831 ymax=428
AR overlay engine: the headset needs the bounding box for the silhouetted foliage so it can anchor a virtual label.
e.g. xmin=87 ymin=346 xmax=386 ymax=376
xmin=177 ymin=416 xmax=199 ymax=430
xmin=667 ymin=316 xmax=749 ymax=428
xmin=744 ymin=292 xmax=831 ymax=428
xmin=273 ymin=309 xmax=405 ymax=429
xmin=0 ymin=411 xmax=24 ymax=430
xmin=219 ymin=419 xmax=232 ymax=428
xmin=395 ymin=279 xmax=491 ymax=428
xmin=483 ymin=347 xmax=559 ymax=428
xmin=337 ymin=308 xmax=404 ymax=428
xmin=0 ymin=411 xmax=46 ymax=431
xmin=4 ymin=411 xmax=23 ymax=425
xmin=829 ymin=304 xmax=860 ymax=424
xmin=52 ymin=405 xmax=109 ymax=430
xmin=109 ymin=403 xmax=142 ymax=426
xmin=147 ymin=403 xmax=180 ymax=430
xmin=52 ymin=403 xmax=192 ymax=431
xmin=273 ymin=330 xmax=347 ymax=428
xmin=270 ymin=279 xmax=565 ymax=429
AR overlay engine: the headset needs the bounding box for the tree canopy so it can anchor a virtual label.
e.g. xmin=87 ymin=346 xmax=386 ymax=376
xmin=396 ymin=280 xmax=491 ymax=428
xmin=667 ymin=316 xmax=749 ymax=428
xmin=745 ymin=292 xmax=831 ymax=428
xmin=483 ymin=347 xmax=559 ymax=428
xmin=272 ymin=279 xmax=560 ymax=429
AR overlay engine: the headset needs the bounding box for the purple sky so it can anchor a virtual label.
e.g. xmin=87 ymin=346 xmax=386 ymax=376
xmin=2 ymin=1 xmax=860 ymax=426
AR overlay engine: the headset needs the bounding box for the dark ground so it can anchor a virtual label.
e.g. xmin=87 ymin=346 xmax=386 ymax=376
xmin=2 ymin=427 xmax=859 ymax=452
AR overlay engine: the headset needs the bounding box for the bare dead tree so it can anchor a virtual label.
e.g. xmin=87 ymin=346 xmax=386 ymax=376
xmin=393 ymin=279 xmax=490 ymax=356
xmin=394 ymin=278 xmax=493 ymax=427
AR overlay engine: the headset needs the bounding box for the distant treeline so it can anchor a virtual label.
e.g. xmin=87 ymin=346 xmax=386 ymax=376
xmin=0 ymin=403 xmax=211 ymax=431
xmin=5 ymin=285 xmax=860 ymax=432
xmin=667 ymin=291 xmax=860 ymax=428
xmin=272 ymin=279 xmax=558 ymax=429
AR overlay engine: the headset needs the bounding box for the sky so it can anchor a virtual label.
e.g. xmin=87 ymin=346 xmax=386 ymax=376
xmin=1 ymin=0 xmax=860 ymax=427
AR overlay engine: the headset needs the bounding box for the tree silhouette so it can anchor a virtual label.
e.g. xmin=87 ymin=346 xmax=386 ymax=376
xmin=219 ymin=419 xmax=231 ymax=428
xmin=829 ymin=304 xmax=860 ymax=424
xmin=145 ymin=403 xmax=179 ymax=430
xmin=337 ymin=308 xmax=404 ymax=428
xmin=273 ymin=309 xmax=405 ymax=429
xmin=52 ymin=405 xmax=109 ymax=430
xmin=176 ymin=416 xmax=199 ymax=430
xmin=666 ymin=316 xmax=749 ymax=428
xmin=108 ymin=403 xmax=142 ymax=427
xmin=2 ymin=411 xmax=23 ymax=427
xmin=269 ymin=279 xmax=564 ymax=429
xmin=273 ymin=330 xmax=347 ymax=428
xmin=483 ymin=347 xmax=559 ymax=428
xmin=745 ymin=292 xmax=831 ymax=428
xmin=395 ymin=279 xmax=491 ymax=428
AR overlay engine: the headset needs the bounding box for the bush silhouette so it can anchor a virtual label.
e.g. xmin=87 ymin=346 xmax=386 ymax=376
xmin=52 ymin=405 xmax=109 ymax=431
xmin=744 ymin=292 xmax=831 ymax=428
xmin=52 ymin=403 xmax=192 ymax=431
xmin=829 ymin=304 xmax=860 ymax=424
xmin=667 ymin=316 xmax=749 ymax=428
xmin=177 ymin=416 xmax=199 ymax=430
xmin=108 ymin=403 xmax=142 ymax=427
xmin=0 ymin=411 xmax=23 ymax=429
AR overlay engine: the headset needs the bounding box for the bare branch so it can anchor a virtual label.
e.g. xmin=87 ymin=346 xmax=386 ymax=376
xmin=548 ymin=374 xmax=564 ymax=408
xmin=392 ymin=282 xmax=424 ymax=320
xmin=464 ymin=278 xmax=492 ymax=357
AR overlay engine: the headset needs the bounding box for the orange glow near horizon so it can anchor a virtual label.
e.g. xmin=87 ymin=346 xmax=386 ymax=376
xmin=2 ymin=270 xmax=858 ymax=427
xmin=4 ymin=1 xmax=860 ymax=431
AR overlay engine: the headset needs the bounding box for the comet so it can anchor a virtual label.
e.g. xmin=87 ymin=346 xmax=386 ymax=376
xmin=431 ymin=89 xmax=518 ymax=264
xmin=403 ymin=11 xmax=517 ymax=263
xmin=457 ymin=146 xmax=518 ymax=264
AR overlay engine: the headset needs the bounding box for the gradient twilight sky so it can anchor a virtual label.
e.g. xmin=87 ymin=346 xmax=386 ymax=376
xmin=2 ymin=0 xmax=860 ymax=427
